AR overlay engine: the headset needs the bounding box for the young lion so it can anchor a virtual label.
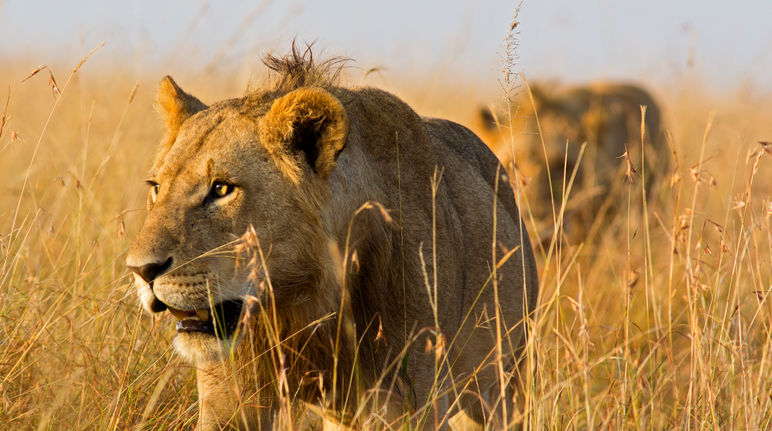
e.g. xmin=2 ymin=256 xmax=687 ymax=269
xmin=126 ymin=46 xmax=539 ymax=430
xmin=479 ymin=82 xmax=667 ymax=242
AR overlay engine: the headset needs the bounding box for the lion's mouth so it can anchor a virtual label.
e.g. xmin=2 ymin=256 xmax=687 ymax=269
xmin=166 ymin=300 xmax=243 ymax=338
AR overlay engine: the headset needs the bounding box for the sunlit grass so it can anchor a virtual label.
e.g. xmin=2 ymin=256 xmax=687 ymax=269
xmin=0 ymin=43 xmax=769 ymax=430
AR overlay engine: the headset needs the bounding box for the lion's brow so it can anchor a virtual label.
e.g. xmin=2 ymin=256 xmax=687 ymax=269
xmin=156 ymin=119 xmax=221 ymax=180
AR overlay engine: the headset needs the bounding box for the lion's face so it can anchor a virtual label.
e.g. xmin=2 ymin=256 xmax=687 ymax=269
xmin=126 ymin=78 xmax=348 ymax=365
xmin=127 ymin=112 xmax=297 ymax=364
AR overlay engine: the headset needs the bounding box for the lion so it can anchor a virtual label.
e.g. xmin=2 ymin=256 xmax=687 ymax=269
xmin=478 ymin=82 xmax=667 ymax=241
xmin=126 ymin=46 xmax=539 ymax=430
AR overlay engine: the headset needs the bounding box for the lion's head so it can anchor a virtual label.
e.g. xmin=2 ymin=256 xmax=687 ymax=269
xmin=126 ymin=73 xmax=349 ymax=365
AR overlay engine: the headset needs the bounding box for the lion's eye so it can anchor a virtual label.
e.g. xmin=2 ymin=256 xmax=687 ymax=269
xmin=149 ymin=182 xmax=160 ymax=203
xmin=211 ymin=181 xmax=233 ymax=198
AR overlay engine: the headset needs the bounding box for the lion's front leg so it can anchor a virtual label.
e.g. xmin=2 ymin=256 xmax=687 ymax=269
xmin=196 ymin=363 xmax=240 ymax=430
xmin=196 ymin=362 xmax=273 ymax=430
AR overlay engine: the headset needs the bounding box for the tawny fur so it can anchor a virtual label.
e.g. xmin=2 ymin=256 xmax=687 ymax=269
xmin=156 ymin=75 xmax=208 ymax=157
xmin=478 ymin=82 xmax=668 ymax=240
xmin=127 ymin=46 xmax=539 ymax=430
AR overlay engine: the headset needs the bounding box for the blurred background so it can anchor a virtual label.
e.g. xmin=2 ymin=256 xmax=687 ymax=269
xmin=3 ymin=0 xmax=772 ymax=94
xmin=1 ymin=1 xmax=770 ymax=429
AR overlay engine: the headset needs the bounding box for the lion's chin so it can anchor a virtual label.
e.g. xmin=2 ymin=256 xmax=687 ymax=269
xmin=173 ymin=332 xmax=239 ymax=365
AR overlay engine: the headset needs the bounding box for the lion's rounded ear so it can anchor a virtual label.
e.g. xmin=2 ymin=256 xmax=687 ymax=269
xmin=260 ymin=87 xmax=349 ymax=181
xmin=479 ymin=106 xmax=499 ymax=131
xmin=157 ymin=76 xmax=207 ymax=135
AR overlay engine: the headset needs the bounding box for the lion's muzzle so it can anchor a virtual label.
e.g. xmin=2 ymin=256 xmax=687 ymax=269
xmin=168 ymin=300 xmax=244 ymax=338
xmin=127 ymin=256 xmax=173 ymax=312
xmin=128 ymin=256 xmax=173 ymax=285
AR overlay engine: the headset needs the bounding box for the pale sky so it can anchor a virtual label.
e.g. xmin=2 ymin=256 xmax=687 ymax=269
xmin=2 ymin=0 xmax=771 ymax=91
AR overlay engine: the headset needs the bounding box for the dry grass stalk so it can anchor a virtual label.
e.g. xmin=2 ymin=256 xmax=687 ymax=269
xmin=0 ymin=34 xmax=770 ymax=431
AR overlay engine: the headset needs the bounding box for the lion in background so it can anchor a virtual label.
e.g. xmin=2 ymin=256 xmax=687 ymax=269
xmin=126 ymin=45 xmax=539 ymax=430
xmin=478 ymin=82 xmax=668 ymax=242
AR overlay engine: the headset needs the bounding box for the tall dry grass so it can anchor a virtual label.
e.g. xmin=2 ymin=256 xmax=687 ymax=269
xmin=0 ymin=44 xmax=770 ymax=431
xmin=0 ymin=54 xmax=199 ymax=429
xmin=502 ymin=80 xmax=772 ymax=429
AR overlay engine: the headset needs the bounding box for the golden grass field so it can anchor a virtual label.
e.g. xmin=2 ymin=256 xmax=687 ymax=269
xmin=0 ymin=45 xmax=770 ymax=430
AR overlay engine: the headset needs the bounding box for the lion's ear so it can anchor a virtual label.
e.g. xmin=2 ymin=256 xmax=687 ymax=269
xmin=479 ymin=106 xmax=499 ymax=131
xmin=260 ymin=87 xmax=349 ymax=181
xmin=157 ymin=76 xmax=207 ymax=135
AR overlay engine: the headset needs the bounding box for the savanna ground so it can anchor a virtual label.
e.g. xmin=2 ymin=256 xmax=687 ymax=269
xmin=0 ymin=42 xmax=770 ymax=430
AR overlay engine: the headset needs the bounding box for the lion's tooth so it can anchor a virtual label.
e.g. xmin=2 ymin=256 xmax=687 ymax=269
xmin=197 ymin=308 xmax=210 ymax=322
xmin=168 ymin=307 xmax=195 ymax=320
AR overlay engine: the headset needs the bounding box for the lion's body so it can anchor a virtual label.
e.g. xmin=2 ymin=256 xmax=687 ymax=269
xmin=479 ymin=82 xmax=667 ymax=240
xmin=127 ymin=49 xmax=538 ymax=430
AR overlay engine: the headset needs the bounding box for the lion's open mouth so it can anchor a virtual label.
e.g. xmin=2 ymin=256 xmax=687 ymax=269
xmin=167 ymin=300 xmax=243 ymax=338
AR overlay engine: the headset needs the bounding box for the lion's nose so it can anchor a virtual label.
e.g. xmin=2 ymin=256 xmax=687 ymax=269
xmin=128 ymin=257 xmax=173 ymax=283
